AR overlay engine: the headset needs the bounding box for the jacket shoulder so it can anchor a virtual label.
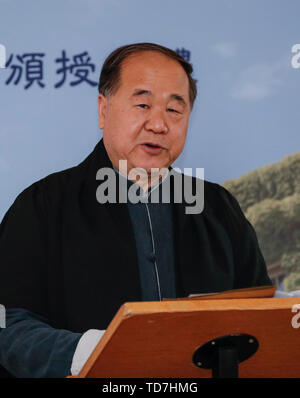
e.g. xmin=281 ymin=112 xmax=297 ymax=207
xmin=204 ymin=179 xmax=247 ymax=227
xmin=5 ymin=156 xmax=90 ymax=222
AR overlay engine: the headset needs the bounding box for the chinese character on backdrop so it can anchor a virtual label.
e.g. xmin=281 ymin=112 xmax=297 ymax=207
xmin=55 ymin=50 xmax=98 ymax=88
xmin=5 ymin=53 xmax=46 ymax=89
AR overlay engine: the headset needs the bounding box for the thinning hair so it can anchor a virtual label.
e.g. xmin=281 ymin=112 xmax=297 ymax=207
xmin=98 ymin=42 xmax=197 ymax=109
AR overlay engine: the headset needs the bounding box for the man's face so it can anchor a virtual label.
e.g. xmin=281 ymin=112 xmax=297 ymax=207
xmin=98 ymin=51 xmax=191 ymax=175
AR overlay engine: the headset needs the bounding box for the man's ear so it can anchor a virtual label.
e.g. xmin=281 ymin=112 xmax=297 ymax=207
xmin=98 ymin=94 xmax=108 ymax=130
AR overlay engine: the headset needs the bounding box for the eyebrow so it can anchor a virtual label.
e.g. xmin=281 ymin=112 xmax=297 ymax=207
xmin=131 ymin=89 xmax=187 ymax=107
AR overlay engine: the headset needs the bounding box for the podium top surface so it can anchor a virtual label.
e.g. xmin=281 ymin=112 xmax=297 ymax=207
xmin=121 ymin=297 xmax=300 ymax=314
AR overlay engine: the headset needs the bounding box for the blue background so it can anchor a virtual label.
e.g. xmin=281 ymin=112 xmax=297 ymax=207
xmin=0 ymin=0 xmax=299 ymax=221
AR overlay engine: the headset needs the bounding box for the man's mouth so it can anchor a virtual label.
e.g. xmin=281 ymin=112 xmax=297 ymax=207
xmin=141 ymin=142 xmax=164 ymax=154
xmin=144 ymin=142 xmax=162 ymax=148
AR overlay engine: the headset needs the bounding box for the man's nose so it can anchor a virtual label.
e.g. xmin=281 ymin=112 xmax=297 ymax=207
xmin=145 ymin=108 xmax=168 ymax=134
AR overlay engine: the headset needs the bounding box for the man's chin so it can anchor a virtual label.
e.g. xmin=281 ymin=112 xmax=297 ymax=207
xmin=117 ymin=153 xmax=171 ymax=177
xmin=132 ymin=161 xmax=169 ymax=175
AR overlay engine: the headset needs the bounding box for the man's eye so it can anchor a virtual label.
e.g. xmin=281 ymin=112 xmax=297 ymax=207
xmin=167 ymin=108 xmax=179 ymax=113
xmin=137 ymin=104 xmax=149 ymax=109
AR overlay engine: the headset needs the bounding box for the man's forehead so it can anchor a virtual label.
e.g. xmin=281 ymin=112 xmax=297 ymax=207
xmin=119 ymin=51 xmax=189 ymax=93
xmin=122 ymin=51 xmax=185 ymax=75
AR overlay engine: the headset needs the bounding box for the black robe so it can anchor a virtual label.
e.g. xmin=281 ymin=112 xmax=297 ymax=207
xmin=0 ymin=138 xmax=271 ymax=334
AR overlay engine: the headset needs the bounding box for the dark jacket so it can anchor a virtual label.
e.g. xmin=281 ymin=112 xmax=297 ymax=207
xmin=0 ymin=138 xmax=272 ymax=335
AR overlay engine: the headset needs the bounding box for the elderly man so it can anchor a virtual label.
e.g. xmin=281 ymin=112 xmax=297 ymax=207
xmin=0 ymin=42 xmax=271 ymax=378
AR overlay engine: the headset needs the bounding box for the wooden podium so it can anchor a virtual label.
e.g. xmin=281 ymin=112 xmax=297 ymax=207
xmin=69 ymin=288 xmax=300 ymax=378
